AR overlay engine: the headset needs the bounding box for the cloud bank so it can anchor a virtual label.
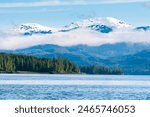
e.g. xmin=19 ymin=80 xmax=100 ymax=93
xmin=0 ymin=28 xmax=150 ymax=50
xmin=0 ymin=0 xmax=150 ymax=8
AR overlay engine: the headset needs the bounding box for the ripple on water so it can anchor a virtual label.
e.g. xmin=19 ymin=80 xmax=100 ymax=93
xmin=0 ymin=74 xmax=150 ymax=100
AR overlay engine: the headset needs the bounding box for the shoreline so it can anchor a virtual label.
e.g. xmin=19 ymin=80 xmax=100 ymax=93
xmin=0 ymin=72 xmax=150 ymax=75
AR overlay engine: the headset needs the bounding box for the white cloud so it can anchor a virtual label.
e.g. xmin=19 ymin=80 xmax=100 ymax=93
xmin=0 ymin=8 xmax=70 ymax=13
xmin=0 ymin=0 xmax=150 ymax=8
xmin=0 ymin=28 xmax=150 ymax=50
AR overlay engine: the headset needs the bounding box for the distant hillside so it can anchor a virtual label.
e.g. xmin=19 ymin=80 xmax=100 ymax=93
xmin=114 ymin=50 xmax=150 ymax=75
xmin=1 ymin=42 xmax=150 ymax=74
xmin=7 ymin=43 xmax=149 ymax=65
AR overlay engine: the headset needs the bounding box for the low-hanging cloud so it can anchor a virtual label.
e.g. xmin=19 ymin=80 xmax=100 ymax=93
xmin=0 ymin=28 xmax=150 ymax=50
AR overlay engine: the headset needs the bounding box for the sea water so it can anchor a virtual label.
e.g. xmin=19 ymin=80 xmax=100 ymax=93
xmin=0 ymin=74 xmax=150 ymax=100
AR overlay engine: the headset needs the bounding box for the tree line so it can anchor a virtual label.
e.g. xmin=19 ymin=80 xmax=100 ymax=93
xmin=0 ymin=53 xmax=123 ymax=74
xmin=0 ymin=53 xmax=80 ymax=73
xmin=80 ymin=65 xmax=123 ymax=75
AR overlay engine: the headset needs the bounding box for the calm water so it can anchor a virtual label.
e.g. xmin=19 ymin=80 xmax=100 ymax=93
xmin=0 ymin=74 xmax=150 ymax=100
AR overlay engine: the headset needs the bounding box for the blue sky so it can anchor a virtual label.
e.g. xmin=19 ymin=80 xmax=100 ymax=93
xmin=0 ymin=0 xmax=150 ymax=28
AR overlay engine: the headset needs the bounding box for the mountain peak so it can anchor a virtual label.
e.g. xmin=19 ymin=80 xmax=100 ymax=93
xmin=13 ymin=17 xmax=135 ymax=35
xmin=102 ymin=17 xmax=132 ymax=28
xmin=64 ymin=17 xmax=132 ymax=30
xmin=20 ymin=23 xmax=51 ymax=30
xmin=15 ymin=23 xmax=58 ymax=35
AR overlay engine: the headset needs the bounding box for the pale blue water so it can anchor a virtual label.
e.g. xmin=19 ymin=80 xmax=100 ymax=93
xmin=0 ymin=74 xmax=150 ymax=100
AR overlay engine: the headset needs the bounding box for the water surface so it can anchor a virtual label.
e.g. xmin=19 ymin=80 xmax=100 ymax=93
xmin=0 ymin=74 xmax=150 ymax=100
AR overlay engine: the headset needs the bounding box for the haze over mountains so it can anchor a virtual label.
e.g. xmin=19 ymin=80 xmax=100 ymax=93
xmin=0 ymin=17 xmax=150 ymax=74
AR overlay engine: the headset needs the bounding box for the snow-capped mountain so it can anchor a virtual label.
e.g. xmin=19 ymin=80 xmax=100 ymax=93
xmin=15 ymin=23 xmax=59 ymax=35
xmin=61 ymin=17 xmax=132 ymax=33
xmin=14 ymin=17 xmax=150 ymax=36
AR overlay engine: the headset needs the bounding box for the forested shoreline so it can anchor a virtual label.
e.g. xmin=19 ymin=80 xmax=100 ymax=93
xmin=0 ymin=53 xmax=123 ymax=75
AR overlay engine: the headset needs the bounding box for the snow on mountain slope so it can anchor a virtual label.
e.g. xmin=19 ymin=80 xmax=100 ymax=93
xmin=1 ymin=17 xmax=150 ymax=50
xmin=13 ymin=17 xmax=150 ymax=37
xmin=14 ymin=17 xmax=133 ymax=35
xmin=62 ymin=17 xmax=132 ymax=33
xmin=15 ymin=23 xmax=59 ymax=35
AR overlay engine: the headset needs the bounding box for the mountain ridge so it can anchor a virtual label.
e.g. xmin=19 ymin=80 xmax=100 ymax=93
xmin=1 ymin=42 xmax=150 ymax=74
xmin=13 ymin=17 xmax=149 ymax=36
